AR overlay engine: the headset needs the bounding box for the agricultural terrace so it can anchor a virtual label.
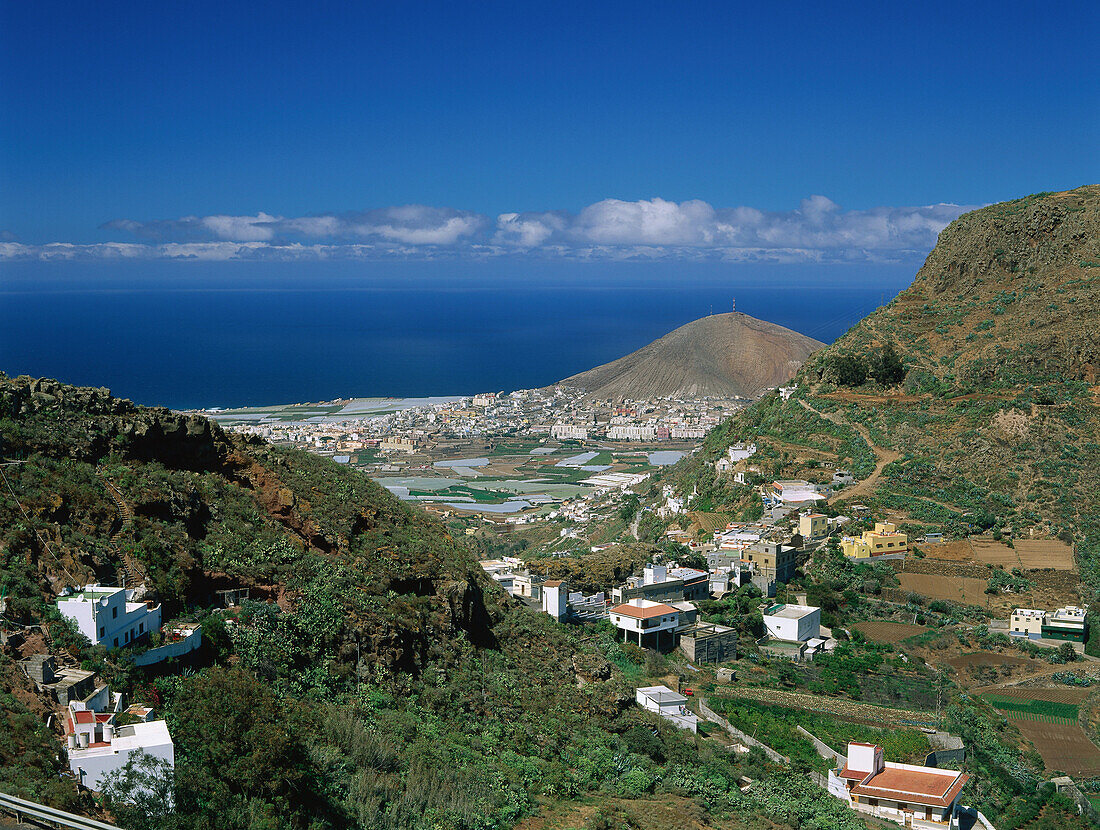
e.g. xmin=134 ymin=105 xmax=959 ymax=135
xmin=922 ymin=538 xmax=1076 ymax=570
xmin=1012 ymin=721 xmax=1100 ymax=777
xmin=712 ymin=687 xmax=938 ymax=729
xmin=980 ymin=694 xmax=1079 ymax=725
xmin=851 ymin=620 xmax=928 ymax=643
xmin=707 ymin=698 xmax=931 ymax=773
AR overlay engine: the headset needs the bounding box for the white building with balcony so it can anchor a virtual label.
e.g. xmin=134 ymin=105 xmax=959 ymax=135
xmin=609 ymin=599 xmax=680 ymax=649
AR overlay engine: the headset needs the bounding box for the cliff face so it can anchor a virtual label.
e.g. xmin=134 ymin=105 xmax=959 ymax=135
xmin=558 ymin=312 xmax=824 ymax=400
xmin=803 ymin=186 xmax=1100 ymax=387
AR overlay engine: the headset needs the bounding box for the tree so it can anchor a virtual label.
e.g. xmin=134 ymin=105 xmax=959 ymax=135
xmin=1058 ymin=642 xmax=1078 ymax=663
xmin=618 ymin=494 xmax=640 ymax=524
xmin=100 ymin=751 xmax=176 ymax=830
xmin=869 ymin=341 xmax=906 ymax=386
xmin=826 ymin=354 xmax=868 ymax=387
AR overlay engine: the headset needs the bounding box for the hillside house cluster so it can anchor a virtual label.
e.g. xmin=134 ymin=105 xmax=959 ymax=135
xmin=64 ymin=685 xmax=175 ymax=794
xmin=54 ymin=584 xmax=202 ymax=667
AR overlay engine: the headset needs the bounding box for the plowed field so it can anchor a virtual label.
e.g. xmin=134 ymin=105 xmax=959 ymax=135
xmin=1014 ymin=721 xmax=1100 ymax=777
xmin=852 ymin=621 xmax=929 ymax=643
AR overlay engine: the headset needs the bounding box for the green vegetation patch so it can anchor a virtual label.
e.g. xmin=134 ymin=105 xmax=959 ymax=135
xmin=980 ymin=694 xmax=1079 ymax=724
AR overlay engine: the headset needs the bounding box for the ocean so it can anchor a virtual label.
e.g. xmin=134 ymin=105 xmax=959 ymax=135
xmin=0 ymin=260 xmax=916 ymax=409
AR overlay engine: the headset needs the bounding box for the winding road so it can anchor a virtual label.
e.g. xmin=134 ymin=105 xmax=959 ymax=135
xmin=795 ymin=398 xmax=901 ymax=505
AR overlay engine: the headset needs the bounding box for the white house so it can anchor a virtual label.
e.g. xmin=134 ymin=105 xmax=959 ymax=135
xmin=635 ymin=685 xmax=698 ymax=732
xmin=57 ymin=585 xmax=162 ymax=651
xmin=609 ymin=599 xmax=680 ymax=649
xmin=828 ymin=741 xmax=969 ymax=827
xmin=763 ymin=603 xmax=821 ymax=642
xmin=1009 ymin=608 xmax=1045 ymax=638
xmin=541 ymin=580 xmax=568 ymax=622
xmin=65 ymin=691 xmax=174 ymax=794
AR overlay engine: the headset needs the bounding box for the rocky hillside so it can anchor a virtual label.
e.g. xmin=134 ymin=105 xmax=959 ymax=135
xmin=675 ymin=185 xmax=1100 ymax=587
xmin=557 ymin=312 xmax=824 ymax=400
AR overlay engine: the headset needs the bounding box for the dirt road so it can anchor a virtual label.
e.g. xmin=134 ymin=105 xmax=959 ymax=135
xmin=796 ymin=398 xmax=901 ymax=505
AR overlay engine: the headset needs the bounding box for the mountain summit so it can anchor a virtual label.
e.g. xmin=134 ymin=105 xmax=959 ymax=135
xmin=557 ymin=312 xmax=824 ymax=399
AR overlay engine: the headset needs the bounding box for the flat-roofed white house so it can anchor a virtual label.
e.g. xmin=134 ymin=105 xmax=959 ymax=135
xmin=828 ymin=741 xmax=969 ymax=827
xmin=762 ymin=603 xmax=821 ymax=642
xmin=65 ymin=690 xmax=174 ymax=794
xmin=635 ymin=685 xmax=698 ymax=732
xmin=1010 ymin=608 xmax=1045 ymax=638
xmin=609 ymin=599 xmax=680 ymax=649
xmin=57 ymin=585 xmax=162 ymax=651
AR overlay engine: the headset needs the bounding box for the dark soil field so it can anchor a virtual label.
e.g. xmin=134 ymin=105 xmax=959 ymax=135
xmin=852 ymin=621 xmax=929 ymax=643
xmin=948 ymin=652 xmax=1032 ymax=670
xmin=1013 ymin=721 xmax=1100 ymax=777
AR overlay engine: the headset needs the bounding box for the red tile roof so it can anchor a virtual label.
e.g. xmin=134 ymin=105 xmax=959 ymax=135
xmin=852 ymin=767 xmax=970 ymax=808
xmin=610 ymin=602 xmax=677 ymax=619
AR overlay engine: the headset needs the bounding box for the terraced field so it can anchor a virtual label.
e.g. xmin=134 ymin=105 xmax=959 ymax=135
xmin=852 ymin=621 xmax=929 ymax=643
xmin=981 ymin=694 xmax=1079 ymax=725
xmin=716 ymin=687 xmax=937 ymax=728
xmin=1013 ymin=721 xmax=1100 ymax=777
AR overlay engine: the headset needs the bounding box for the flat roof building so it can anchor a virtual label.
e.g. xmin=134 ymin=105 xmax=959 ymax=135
xmin=762 ymin=603 xmax=821 ymax=643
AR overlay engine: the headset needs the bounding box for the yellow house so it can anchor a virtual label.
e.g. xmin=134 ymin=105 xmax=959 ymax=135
xmin=841 ymin=522 xmax=908 ymax=559
xmin=799 ymin=513 xmax=828 ymax=540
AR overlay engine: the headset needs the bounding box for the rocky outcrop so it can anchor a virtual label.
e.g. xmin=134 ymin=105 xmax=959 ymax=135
xmin=0 ymin=374 xmax=230 ymax=470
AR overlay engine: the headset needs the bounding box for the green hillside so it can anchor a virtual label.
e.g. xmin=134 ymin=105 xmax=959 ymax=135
xmin=0 ymin=373 xmax=867 ymax=830
xmin=677 ymin=185 xmax=1100 ymax=592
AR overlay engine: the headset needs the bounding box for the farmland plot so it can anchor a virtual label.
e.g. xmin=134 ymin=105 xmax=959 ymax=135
xmin=1013 ymin=721 xmax=1100 ymax=777
xmin=716 ymin=687 xmax=937 ymax=728
xmin=852 ymin=621 xmax=929 ymax=643
xmin=898 ymin=573 xmax=991 ymax=605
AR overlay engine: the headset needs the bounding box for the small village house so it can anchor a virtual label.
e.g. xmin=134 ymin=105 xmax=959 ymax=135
xmin=635 ymin=685 xmax=698 ymax=732
xmin=828 ymin=741 xmax=969 ymax=827
xmin=841 ymin=522 xmax=908 ymax=559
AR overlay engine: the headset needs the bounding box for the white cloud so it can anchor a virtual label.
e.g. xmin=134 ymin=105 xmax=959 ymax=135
xmin=11 ymin=197 xmax=973 ymax=263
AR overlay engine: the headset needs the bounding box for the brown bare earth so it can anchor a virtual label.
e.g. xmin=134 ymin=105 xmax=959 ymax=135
xmin=898 ymin=573 xmax=993 ymax=606
xmin=852 ymin=621 xmax=929 ymax=643
xmin=893 ymin=557 xmax=1080 ymax=613
xmin=557 ymin=311 xmax=824 ymax=399
xmin=919 ymin=538 xmax=1075 ymax=570
xmin=921 ymin=541 xmax=974 ymax=561
xmin=947 ymin=652 xmax=1032 ymax=671
xmin=1013 ymin=721 xmax=1100 ymax=777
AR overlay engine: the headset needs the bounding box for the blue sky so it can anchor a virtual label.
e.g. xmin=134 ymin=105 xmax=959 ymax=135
xmin=0 ymin=0 xmax=1097 ymax=265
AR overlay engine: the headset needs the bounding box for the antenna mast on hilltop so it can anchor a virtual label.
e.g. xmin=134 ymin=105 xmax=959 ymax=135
xmin=731 ymin=297 xmax=736 ymax=312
